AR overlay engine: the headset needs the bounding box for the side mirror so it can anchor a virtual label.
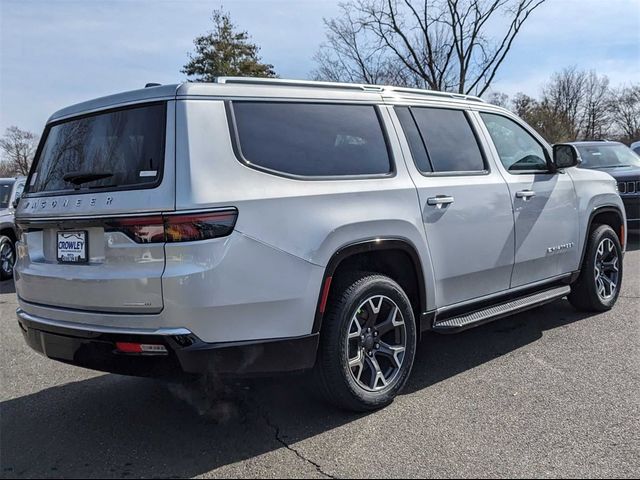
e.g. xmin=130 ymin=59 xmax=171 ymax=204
xmin=12 ymin=193 xmax=22 ymax=209
xmin=552 ymin=144 xmax=581 ymax=170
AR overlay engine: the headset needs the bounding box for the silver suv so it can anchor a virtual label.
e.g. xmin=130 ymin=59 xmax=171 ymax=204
xmin=1 ymin=176 xmax=26 ymax=279
xmin=15 ymin=78 xmax=626 ymax=411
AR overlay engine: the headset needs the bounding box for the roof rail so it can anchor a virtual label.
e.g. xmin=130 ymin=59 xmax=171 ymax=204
xmin=214 ymin=77 xmax=484 ymax=102
xmin=385 ymin=86 xmax=484 ymax=103
xmin=215 ymin=77 xmax=374 ymax=92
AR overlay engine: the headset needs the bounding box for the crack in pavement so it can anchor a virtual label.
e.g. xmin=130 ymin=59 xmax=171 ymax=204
xmin=258 ymin=408 xmax=337 ymax=479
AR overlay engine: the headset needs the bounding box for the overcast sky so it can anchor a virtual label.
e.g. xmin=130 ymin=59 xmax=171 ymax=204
xmin=1 ymin=0 xmax=639 ymax=134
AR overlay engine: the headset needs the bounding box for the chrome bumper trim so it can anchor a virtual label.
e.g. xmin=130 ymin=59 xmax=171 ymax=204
xmin=16 ymin=308 xmax=192 ymax=336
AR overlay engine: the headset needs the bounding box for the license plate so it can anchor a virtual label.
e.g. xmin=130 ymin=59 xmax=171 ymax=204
xmin=57 ymin=231 xmax=88 ymax=263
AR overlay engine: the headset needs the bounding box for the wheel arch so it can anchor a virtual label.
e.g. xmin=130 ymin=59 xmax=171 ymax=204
xmin=580 ymin=206 xmax=625 ymax=267
xmin=0 ymin=224 xmax=17 ymax=243
xmin=312 ymin=238 xmax=429 ymax=335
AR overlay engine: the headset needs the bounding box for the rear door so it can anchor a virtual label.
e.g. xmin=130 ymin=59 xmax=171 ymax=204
xmin=15 ymin=101 xmax=175 ymax=314
xmin=477 ymin=111 xmax=579 ymax=287
xmin=393 ymin=105 xmax=515 ymax=307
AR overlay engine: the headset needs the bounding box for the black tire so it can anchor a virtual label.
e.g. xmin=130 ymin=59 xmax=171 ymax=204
xmin=314 ymin=273 xmax=417 ymax=412
xmin=568 ymin=224 xmax=623 ymax=312
xmin=0 ymin=235 xmax=15 ymax=281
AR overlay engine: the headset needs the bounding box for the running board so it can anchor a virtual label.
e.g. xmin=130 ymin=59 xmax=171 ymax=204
xmin=432 ymin=285 xmax=571 ymax=333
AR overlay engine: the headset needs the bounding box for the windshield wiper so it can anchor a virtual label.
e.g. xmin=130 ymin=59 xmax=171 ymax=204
xmin=63 ymin=171 xmax=113 ymax=188
xmin=597 ymin=165 xmax=631 ymax=169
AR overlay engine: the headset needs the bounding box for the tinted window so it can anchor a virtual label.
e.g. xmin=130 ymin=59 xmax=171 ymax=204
xmin=0 ymin=181 xmax=14 ymax=209
xmin=395 ymin=107 xmax=431 ymax=172
xmin=411 ymin=108 xmax=485 ymax=173
xmin=232 ymin=102 xmax=391 ymax=177
xmin=29 ymin=103 xmax=166 ymax=194
xmin=480 ymin=113 xmax=548 ymax=172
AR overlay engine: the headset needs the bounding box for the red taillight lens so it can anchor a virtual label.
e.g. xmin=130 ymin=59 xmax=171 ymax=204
xmin=105 ymin=215 xmax=165 ymax=244
xmin=105 ymin=209 xmax=237 ymax=244
xmin=165 ymin=211 xmax=237 ymax=243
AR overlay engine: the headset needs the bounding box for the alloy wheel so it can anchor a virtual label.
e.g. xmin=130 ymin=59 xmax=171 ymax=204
xmin=346 ymin=295 xmax=407 ymax=392
xmin=0 ymin=241 xmax=15 ymax=277
xmin=594 ymin=237 xmax=619 ymax=301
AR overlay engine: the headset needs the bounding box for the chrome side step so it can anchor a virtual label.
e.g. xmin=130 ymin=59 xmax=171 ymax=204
xmin=432 ymin=285 xmax=571 ymax=333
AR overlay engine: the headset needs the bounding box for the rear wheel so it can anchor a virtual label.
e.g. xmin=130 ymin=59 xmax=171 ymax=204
xmin=315 ymin=273 xmax=417 ymax=412
xmin=569 ymin=225 xmax=623 ymax=312
xmin=0 ymin=236 xmax=15 ymax=280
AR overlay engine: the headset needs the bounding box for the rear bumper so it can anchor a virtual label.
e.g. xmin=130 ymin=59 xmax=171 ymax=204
xmin=17 ymin=309 xmax=319 ymax=378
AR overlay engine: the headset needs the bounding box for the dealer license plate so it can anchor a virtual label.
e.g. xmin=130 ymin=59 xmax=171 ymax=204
xmin=57 ymin=231 xmax=88 ymax=263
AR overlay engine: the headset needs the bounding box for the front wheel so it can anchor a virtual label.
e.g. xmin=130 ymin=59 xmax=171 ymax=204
xmin=0 ymin=236 xmax=16 ymax=280
xmin=568 ymin=224 xmax=623 ymax=312
xmin=314 ymin=273 xmax=417 ymax=412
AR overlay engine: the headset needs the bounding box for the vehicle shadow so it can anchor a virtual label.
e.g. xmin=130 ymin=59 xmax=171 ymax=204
xmin=0 ymin=299 xmax=597 ymax=479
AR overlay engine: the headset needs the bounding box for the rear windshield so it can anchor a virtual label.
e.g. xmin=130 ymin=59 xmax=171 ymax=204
xmin=0 ymin=180 xmax=15 ymax=208
xmin=27 ymin=103 xmax=166 ymax=194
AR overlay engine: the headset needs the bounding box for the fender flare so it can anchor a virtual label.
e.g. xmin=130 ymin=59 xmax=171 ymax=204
xmin=578 ymin=205 xmax=625 ymax=269
xmin=311 ymin=238 xmax=427 ymax=334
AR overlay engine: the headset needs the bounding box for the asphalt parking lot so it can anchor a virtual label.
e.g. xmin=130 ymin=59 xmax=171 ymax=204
xmin=1 ymin=237 xmax=639 ymax=479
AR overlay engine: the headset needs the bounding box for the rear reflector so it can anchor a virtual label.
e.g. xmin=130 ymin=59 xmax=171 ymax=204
xmin=116 ymin=342 xmax=168 ymax=354
xmin=105 ymin=209 xmax=237 ymax=243
xmin=319 ymin=276 xmax=333 ymax=313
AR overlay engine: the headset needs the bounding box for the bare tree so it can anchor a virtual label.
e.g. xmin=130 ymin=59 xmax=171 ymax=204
xmin=609 ymin=84 xmax=640 ymax=144
xmin=313 ymin=0 xmax=546 ymax=94
xmin=486 ymin=91 xmax=510 ymax=108
xmin=580 ymin=71 xmax=610 ymax=140
xmin=541 ymin=66 xmax=587 ymax=140
xmin=0 ymin=126 xmax=39 ymax=177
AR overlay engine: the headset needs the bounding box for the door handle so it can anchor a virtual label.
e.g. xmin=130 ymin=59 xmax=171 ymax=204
xmin=427 ymin=195 xmax=455 ymax=207
xmin=516 ymin=190 xmax=536 ymax=200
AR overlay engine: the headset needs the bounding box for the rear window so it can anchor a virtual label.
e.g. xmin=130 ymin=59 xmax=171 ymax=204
xmin=28 ymin=103 xmax=166 ymax=194
xmin=0 ymin=180 xmax=14 ymax=208
xmin=231 ymin=102 xmax=392 ymax=177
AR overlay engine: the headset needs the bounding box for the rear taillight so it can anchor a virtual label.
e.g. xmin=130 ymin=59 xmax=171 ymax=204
xmin=164 ymin=211 xmax=237 ymax=242
xmin=105 ymin=209 xmax=237 ymax=244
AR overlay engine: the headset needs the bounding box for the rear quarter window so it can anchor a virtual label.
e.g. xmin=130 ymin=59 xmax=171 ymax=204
xmin=230 ymin=102 xmax=392 ymax=177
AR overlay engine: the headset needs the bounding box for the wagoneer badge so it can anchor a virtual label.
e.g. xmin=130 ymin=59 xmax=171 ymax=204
xmin=547 ymin=242 xmax=575 ymax=254
xmin=22 ymin=196 xmax=114 ymax=210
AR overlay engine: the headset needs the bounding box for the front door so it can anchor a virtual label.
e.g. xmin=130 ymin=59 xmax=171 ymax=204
xmin=477 ymin=112 xmax=580 ymax=288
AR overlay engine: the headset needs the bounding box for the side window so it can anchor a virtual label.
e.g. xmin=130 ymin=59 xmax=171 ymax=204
xmin=395 ymin=107 xmax=432 ymax=172
xmin=480 ymin=113 xmax=549 ymax=173
xmin=410 ymin=107 xmax=486 ymax=173
xmin=231 ymin=102 xmax=392 ymax=177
